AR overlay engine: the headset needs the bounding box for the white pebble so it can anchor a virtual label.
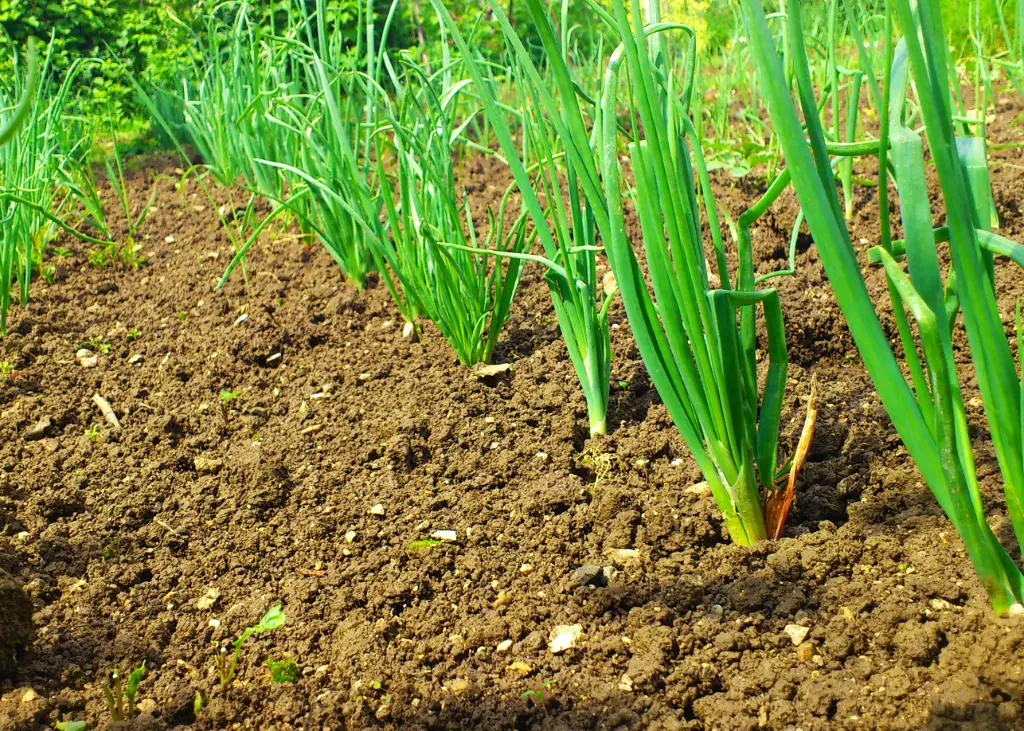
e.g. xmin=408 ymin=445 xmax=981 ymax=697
xmin=783 ymin=624 xmax=810 ymax=646
xmin=548 ymin=624 xmax=582 ymax=654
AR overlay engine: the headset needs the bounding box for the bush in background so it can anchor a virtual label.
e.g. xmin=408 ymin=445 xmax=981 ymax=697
xmin=0 ymin=0 xmax=196 ymax=116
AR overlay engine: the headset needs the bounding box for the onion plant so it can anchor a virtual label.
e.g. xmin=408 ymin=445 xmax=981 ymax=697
xmin=739 ymin=0 xmax=1024 ymax=612
xmin=369 ymin=41 xmax=532 ymax=365
xmin=96 ymin=123 xmax=156 ymax=270
xmin=585 ymin=0 xmax=790 ymax=545
xmin=434 ymin=0 xmax=804 ymax=540
xmin=250 ymin=54 xmax=383 ymax=291
xmin=0 ymin=39 xmax=37 ymax=147
xmin=233 ymin=0 xmax=397 ymax=292
xmin=255 ymin=0 xmax=534 ymax=364
xmin=180 ymin=3 xmax=305 ymax=200
xmin=698 ymin=5 xmax=774 ymax=178
xmin=431 ymin=0 xmax=617 ymax=435
xmin=149 ymin=1 xmax=315 ymax=284
xmin=991 ymin=0 xmax=1024 ymax=99
xmin=0 ymin=41 xmax=37 ymax=335
xmin=0 ymin=39 xmax=100 ymax=334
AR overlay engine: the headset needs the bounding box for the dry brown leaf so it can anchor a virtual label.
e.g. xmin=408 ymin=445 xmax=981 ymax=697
xmin=472 ymin=363 xmax=513 ymax=379
xmin=764 ymin=375 xmax=818 ymax=540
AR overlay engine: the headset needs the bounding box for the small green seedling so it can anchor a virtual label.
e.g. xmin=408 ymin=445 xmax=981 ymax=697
xmin=0 ymin=361 xmax=13 ymax=381
xmin=126 ymin=327 xmax=141 ymax=343
xmin=193 ymin=690 xmax=209 ymax=716
xmin=521 ymin=679 xmax=555 ymax=705
xmin=406 ymin=538 xmax=443 ymax=554
xmin=265 ymin=657 xmax=300 ymax=683
xmin=219 ymin=389 xmax=240 ymax=425
xmin=85 ymin=424 xmax=101 ymax=441
xmin=101 ymin=663 xmax=145 ymax=722
xmin=55 ymin=722 xmax=86 ymax=731
xmin=216 ymin=604 xmax=285 ymax=695
xmin=104 ymin=118 xmax=155 ymax=272
xmin=84 ymin=336 xmax=110 ymax=354
xmin=88 ymin=249 xmax=109 ymax=268
xmin=176 ymin=311 xmax=187 ymax=321
xmin=102 ymin=537 xmax=122 ymax=561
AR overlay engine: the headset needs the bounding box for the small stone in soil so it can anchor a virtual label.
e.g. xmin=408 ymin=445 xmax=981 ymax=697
xmin=344 ymin=530 xmax=357 ymax=543
xmin=196 ymin=588 xmax=221 ymax=611
xmin=24 ymin=417 xmax=52 ymax=441
xmin=572 ymin=564 xmax=610 ymax=587
xmin=685 ymin=481 xmax=710 ymax=495
xmin=472 ymin=363 xmax=512 ymax=379
xmin=519 ymin=563 xmax=534 ymax=574
xmin=507 ymin=661 xmax=533 ymax=676
xmin=369 ymin=503 xmax=385 ymax=516
xmin=606 ymin=548 xmax=639 ymax=565
xmin=783 ymin=624 xmax=810 ymax=646
xmin=548 ymin=624 xmax=582 ymax=653
xmin=194 ymin=455 xmax=223 ymax=474
xmin=77 ymin=350 xmax=99 ymax=368
xmin=496 ymin=639 xmax=512 ymax=652
xmin=430 ymin=530 xmax=457 ymax=542
xmin=796 ymin=641 xmax=815 ymax=662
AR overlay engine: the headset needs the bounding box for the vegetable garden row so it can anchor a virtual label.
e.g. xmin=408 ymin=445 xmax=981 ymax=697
xmin=4 ymin=0 xmax=1024 ymax=611
xmin=1 ymin=0 xmax=1024 ymax=726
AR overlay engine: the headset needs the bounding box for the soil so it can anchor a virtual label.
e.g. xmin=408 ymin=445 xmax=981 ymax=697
xmin=0 ymin=106 xmax=1023 ymax=731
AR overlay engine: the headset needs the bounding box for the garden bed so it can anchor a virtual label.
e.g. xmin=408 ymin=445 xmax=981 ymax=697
xmin=0 ymin=122 xmax=1023 ymax=729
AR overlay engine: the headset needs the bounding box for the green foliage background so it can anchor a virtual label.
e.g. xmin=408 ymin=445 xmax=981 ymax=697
xmin=0 ymin=0 xmax=1014 ymax=117
xmin=0 ymin=0 xmax=196 ymax=114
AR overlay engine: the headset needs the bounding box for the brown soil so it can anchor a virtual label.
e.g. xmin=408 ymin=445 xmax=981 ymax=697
xmin=0 ymin=110 xmax=1023 ymax=731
